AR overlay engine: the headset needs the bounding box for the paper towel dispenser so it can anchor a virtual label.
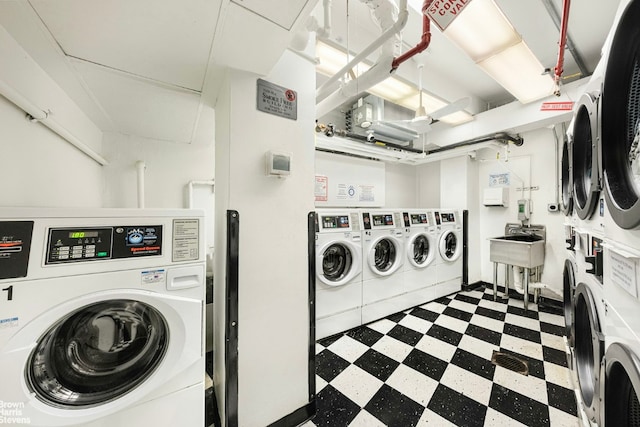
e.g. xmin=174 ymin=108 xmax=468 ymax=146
xmin=483 ymin=187 xmax=509 ymax=207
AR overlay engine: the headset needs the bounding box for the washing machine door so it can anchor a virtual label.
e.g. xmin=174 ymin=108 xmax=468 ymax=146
xmin=318 ymin=240 xmax=361 ymax=286
xmin=574 ymin=283 xmax=605 ymax=424
xmin=561 ymin=134 xmax=574 ymax=216
xmin=602 ymin=0 xmax=640 ymax=229
xmin=603 ymin=342 xmax=640 ymax=426
xmin=26 ymin=299 xmax=169 ymax=408
xmin=408 ymin=233 xmax=435 ymax=268
xmin=573 ymin=92 xmax=601 ymax=220
xmin=563 ymin=258 xmax=576 ymax=347
xmin=368 ymin=235 xmax=402 ymax=276
xmin=439 ymin=230 xmax=461 ymax=262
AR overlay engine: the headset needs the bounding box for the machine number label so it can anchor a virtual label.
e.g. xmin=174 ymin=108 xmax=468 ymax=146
xmin=2 ymin=285 xmax=13 ymax=301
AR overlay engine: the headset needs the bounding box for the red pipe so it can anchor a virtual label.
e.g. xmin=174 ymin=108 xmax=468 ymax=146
xmin=391 ymin=0 xmax=432 ymax=70
xmin=553 ymin=0 xmax=571 ymax=88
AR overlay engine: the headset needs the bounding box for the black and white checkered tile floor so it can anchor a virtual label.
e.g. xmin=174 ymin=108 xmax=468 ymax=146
xmin=304 ymin=286 xmax=579 ymax=427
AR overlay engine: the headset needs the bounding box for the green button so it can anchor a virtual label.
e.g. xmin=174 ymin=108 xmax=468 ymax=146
xmin=97 ymin=252 xmax=108 ymax=257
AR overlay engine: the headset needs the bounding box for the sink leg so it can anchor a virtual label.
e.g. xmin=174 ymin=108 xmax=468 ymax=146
xmin=493 ymin=263 xmax=498 ymax=301
xmin=524 ymin=267 xmax=529 ymax=311
xmin=504 ymin=264 xmax=509 ymax=300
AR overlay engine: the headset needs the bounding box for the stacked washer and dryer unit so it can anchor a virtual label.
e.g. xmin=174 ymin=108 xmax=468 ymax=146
xmin=564 ymin=0 xmax=640 ymax=424
xmin=0 ymin=208 xmax=206 ymax=427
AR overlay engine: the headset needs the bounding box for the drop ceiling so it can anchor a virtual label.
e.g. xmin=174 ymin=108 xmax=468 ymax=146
xmin=0 ymin=0 xmax=621 ymax=145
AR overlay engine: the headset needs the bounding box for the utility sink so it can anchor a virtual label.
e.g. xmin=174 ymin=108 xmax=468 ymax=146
xmin=489 ymin=227 xmax=545 ymax=269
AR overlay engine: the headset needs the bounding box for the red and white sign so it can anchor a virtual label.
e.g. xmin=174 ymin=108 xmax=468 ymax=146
xmin=426 ymin=0 xmax=473 ymax=31
xmin=315 ymin=175 xmax=328 ymax=202
xmin=540 ymin=101 xmax=574 ymax=111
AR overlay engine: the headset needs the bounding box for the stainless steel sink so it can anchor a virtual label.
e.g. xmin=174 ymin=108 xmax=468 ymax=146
xmin=489 ymin=234 xmax=545 ymax=268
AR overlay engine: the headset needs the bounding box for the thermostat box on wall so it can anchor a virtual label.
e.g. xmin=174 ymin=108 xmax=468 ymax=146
xmin=483 ymin=187 xmax=509 ymax=207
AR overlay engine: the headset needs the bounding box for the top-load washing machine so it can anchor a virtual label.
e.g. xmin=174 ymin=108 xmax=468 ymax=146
xmin=401 ymin=210 xmax=437 ymax=305
xmin=433 ymin=210 xmax=463 ymax=299
xmin=315 ymin=209 xmax=363 ymax=339
xmin=360 ymin=210 xmax=405 ymax=324
xmin=0 ymin=208 xmax=206 ymax=427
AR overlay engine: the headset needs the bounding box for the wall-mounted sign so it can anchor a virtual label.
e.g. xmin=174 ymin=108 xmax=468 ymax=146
xmin=489 ymin=173 xmax=510 ymax=187
xmin=315 ymin=175 xmax=328 ymax=202
xmin=257 ymin=79 xmax=297 ymax=120
xmin=540 ymin=101 xmax=574 ymax=111
xmin=426 ymin=0 xmax=473 ymax=31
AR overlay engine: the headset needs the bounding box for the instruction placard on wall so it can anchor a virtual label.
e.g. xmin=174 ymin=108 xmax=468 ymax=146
xmin=609 ymin=249 xmax=638 ymax=298
xmin=315 ymin=175 xmax=328 ymax=202
xmin=489 ymin=173 xmax=510 ymax=187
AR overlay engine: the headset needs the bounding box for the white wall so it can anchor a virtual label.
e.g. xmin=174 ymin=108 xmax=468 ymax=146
xmin=476 ymin=127 xmax=565 ymax=300
xmin=214 ymin=50 xmax=315 ymax=427
xmin=102 ymin=132 xmax=214 ymax=209
xmin=385 ymin=162 xmax=416 ymax=207
xmin=0 ymin=96 xmax=103 ymax=207
xmin=416 ymin=162 xmax=440 ymax=207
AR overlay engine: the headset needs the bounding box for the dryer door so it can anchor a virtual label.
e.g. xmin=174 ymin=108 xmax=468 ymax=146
xmin=573 ymin=92 xmax=601 ymax=220
xmin=574 ymin=283 xmax=605 ymax=425
xmin=563 ymin=258 xmax=576 ymax=347
xmin=602 ymin=0 xmax=640 ymax=229
xmin=561 ymin=134 xmax=574 ymax=216
xmin=318 ymin=241 xmax=360 ymax=287
xmin=26 ymin=299 xmax=168 ymax=408
xmin=408 ymin=233 xmax=435 ymax=268
xmin=603 ymin=342 xmax=640 ymax=425
xmin=439 ymin=230 xmax=461 ymax=262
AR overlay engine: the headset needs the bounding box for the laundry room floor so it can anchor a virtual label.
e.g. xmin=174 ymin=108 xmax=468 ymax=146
xmin=304 ymin=286 xmax=580 ymax=427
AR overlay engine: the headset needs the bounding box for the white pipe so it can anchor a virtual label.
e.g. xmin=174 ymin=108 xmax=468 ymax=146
xmin=315 ymin=0 xmax=408 ymax=102
xmin=512 ymin=265 xmax=525 ymax=294
xmin=136 ymin=161 xmax=146 ymax=209
xmin=316 ymin=56 xmax=395 ymax=118
xmin=187 ymin=180 xmax=215 ymax=209
xmin=0 ymin=79 xmax=108 ymax=166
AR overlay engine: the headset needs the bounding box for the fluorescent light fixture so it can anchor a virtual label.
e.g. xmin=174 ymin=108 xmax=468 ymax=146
xmin=315 ymin=40 xmax=474 ymax=125
xmin=410 ymin=0 xmax=554 ymax=103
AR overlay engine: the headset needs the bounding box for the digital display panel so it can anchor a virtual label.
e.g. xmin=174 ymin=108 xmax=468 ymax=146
xmin=411 ymin=214 xmax=428 ymax=224
xmin=321 ymin=215 xmax=349 ymax=229
xmin=69 ymin=231 xmax=100 ymax=239
xmin=372 ymin=214 xmax=394 ymax=226
xmin=440 ymin=213 xmax=455 ymax=223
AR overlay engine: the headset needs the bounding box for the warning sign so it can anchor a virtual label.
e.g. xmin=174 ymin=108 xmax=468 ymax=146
xmin=540 ymin=102 xmax=574 ymax=111
xmin=426 ymin=0 xmax=473 ymax=31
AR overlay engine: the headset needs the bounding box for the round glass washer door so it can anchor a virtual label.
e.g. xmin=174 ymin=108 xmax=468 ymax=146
xmin=408 ymin=233 xmax=435 ymax=268
xmin=317 ymin=240 xmax=362 ymax=287
xmin=561 ymin=134 xmax=574 ymax=216
xmin=572 ymin=92 xmax=600 ymax=221
xmin=368 ymin=236 xmax=402 ymax=276
xmin=439 ymin=230 xmax=461 ymax=262
xmin=602 ymin=0 xmax=640 ymax=229
xmin=26 ymin=299 xmax=168 ymax=408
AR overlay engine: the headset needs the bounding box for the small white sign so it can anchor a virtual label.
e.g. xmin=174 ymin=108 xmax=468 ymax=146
xmin=173 ymin=219 xmax=200 ymax=262
xmin=315 ymin=175 xmax=328 ymax=202
xmin=141 ymin=269 xmax=166 ymax=286
xmin=609 ymin=250 xmax=638 ymax=298
xmin=426 ymin=0 xmax=473 ymax=31
xmin=489 ymin=173 xmax=510 ymax=187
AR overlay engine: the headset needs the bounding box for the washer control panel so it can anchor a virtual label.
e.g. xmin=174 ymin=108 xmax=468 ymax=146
xmin=46 ymin=225 xmax=163 ymax=264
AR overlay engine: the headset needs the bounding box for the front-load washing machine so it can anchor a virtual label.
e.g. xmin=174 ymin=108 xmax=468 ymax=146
xmin=433 ymin=210 xmax=463 ymax=299
xmin=0 ymin=208 xmax=206 ymax=426
xmin=400 ymin=210 xmax=437 ymax=306
xmin=562 ymin=124 xmax=575 ymax=217
xmin=573 ymin=230 xmax=606 ymax=426
xmin=360 ymin=210 xmax=405 ymax=324
xmin=315 ymin=209 xmax=363 ymax=339
xmin=602 ymin=238 xmax=640 ymax=426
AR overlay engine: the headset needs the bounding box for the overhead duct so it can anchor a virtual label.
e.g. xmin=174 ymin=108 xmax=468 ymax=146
xmin=316 ymin=0 xmax=417 ymax=118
